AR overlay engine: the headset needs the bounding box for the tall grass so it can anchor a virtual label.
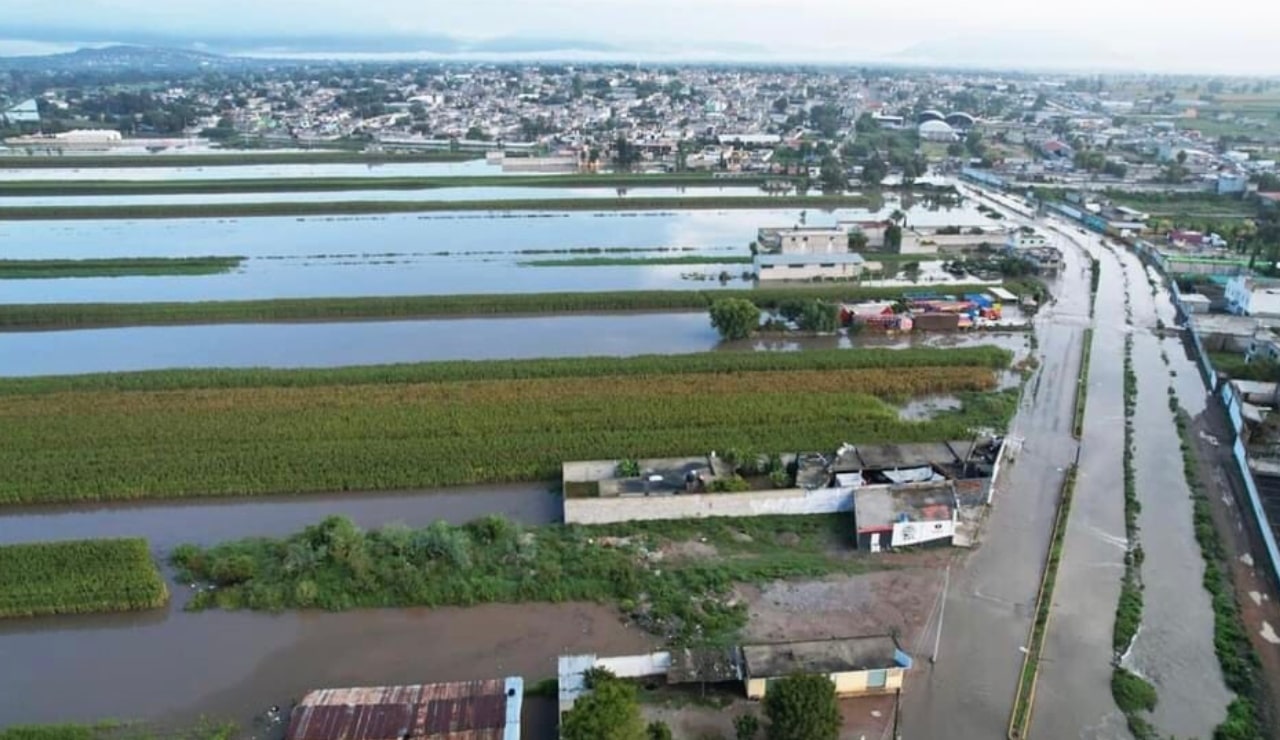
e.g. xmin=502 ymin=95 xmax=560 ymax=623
xmin=0 ymin=538 xmax=167 ymax=617
xmin=0 ymin=284 xmax=1009 ymax=330
xmin=171 ymin=513 xmax=872 ymax=646
xmin=0 ymin=362 xmax=1015 ymax=504
xmin=0 ymin=257 xmax=243 ymax=280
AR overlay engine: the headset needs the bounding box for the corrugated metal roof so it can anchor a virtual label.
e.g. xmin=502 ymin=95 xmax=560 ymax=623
xmin=287 ymin=680 xmax=520 ymax=740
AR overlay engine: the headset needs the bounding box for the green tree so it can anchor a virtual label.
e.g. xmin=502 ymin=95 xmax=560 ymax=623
xmin=734 ymin=713 xmax=761 ymax=740
xmin=709 ymin=298 xmax=761 ymax=340
xmin=885 ymin=224 xmax=903 ymax=252
xmin=848 ymin=230 xmax=869 ymax=252
xmin=561 ymin=672 xmax=646 ymax=740
xmin=860 ymin=158 xmax=888 ymax=186
xmin=763 ymin=674 xmax=840 ymax=740
xmin=798 ymin=301 xmax=840 ymax=333
xmin=818 ymin=154 xmax=846 ymax=192
xmin=646 ymin=721 xmax=674 ymax=740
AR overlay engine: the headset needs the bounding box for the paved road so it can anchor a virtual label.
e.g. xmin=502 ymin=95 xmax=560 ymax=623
xmin=901 ymin=195 xmax=1090 ymax=739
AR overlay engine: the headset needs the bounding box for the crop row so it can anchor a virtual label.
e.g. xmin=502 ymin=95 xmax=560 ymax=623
xmin=0 ymin=366 xmax=1014 ymax=504
xmin=0 ymin=538 xmax=168 ymax=618
xmin=0 ymin=257 xmax=244 ymax=280
xmin=0 ymin=194 xmax=873 ymax=221
xmin=0 ymin=346 xmax=1013 ymax=396
xmin=0 ymin=284 xmax=1008 ymax=331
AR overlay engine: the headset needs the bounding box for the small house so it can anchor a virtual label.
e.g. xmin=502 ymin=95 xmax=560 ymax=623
xmin=741 ymin=636 xmax=912 ymax=699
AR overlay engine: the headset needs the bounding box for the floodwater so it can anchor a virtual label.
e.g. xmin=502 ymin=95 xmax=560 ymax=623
xmin=0 ymin=314 xmax=1031 ymax=376
xmin=0 ymin=596 xmax=651 ymax=736
xmin=0 ymin=158 xmax=511 ymax=181
xmin=0 ymin=185 xmax=786 ymax=207
xmin=0 ymin=483 xmax=615 ymax=735
xmin=0 ymin=484 xmax=559 ymax=551
xmin=1114 ymin=247 xmax=1232 ymax=735
xmin=0 ymin=200 xmax=992 ymax=304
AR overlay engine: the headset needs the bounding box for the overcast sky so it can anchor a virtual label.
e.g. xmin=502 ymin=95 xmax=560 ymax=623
xmin=5 ymin=0 xmax=1279 ymax=74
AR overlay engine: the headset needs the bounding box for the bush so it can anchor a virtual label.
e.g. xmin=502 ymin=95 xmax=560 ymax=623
xmin=710 ymin=476 xmax=752 ymax=493
xmin=710 ymin=298 xmax=761 ymax=340
xmin=617 ymin=459 xmax=641 ymax=477
xmin=1111 ymin=668 xmax=1157 ymax=714
xmin=561 ymin=671 xmax=645 ymax=740
xmin=734 ymin=714 xmax=761 ymax=740
xmin=646 ymin=722 xmax=673 ymax=740
xmin=210 ymin=554 xmax=257 ymax=586
xmin=797 ymin=300 xmax=839 ymax=333
xmin=764 ymin=674 xmax=840 ymax=740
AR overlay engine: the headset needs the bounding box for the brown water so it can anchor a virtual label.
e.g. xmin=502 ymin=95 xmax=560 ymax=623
xmin=0 ymin=595 xmax=654 ymax=736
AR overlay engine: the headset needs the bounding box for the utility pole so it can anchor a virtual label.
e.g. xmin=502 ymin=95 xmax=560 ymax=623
xmin=930 ymin=561 xmax=952 ymax=664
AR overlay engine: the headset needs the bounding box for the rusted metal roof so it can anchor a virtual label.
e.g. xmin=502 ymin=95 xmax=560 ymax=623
xmin=287 ymin=679 xmax=520 ymax=740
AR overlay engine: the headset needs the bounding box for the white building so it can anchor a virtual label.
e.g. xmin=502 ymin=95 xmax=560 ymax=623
xmin=755 ymin=252 xmax=867 ymax=282
xmin=1005 ymin=230 xmax=1049 ymax=250
xmin=918 ymin=120 xmax=958 ymax=142
xmin=1225 ymin=275 xmax=1280 ymax=318
xmin=757 ymin=227 xmax=847 ymax=254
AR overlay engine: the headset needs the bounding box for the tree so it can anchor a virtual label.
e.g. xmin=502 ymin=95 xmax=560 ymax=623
xmin=612 ymin=136 xmax=641 ymax=171
xmin=464 ymin=125 xmax=489 ymax=141
xmin=818 ymin=154 xmax=845 ymax=193
xmin=560 ymin=671 xmax=645 ymax=740
xmin=946 ymin=142 xmax=965 ymax=158
xmin=763 ymin=674 xmax=840 ymax=740
xmin=734 ymin=713 xmax=761 ymax=740
xmin=646 ymin=721 xmax=673 ymax=740
xmin=797 ymin=301 xmax=839 ymax=333
xmin=860 ymin=158 xmax=888 ymax=187
xmin=848 ymin=230 xmax=869 ymax=251
xmin=710 ymin=298 xmax=760 ymax=340
xmin=885 ymin=224 xmax=903 ymax=252
xmin=1176 ymin=149 xmax=1188 ymax=165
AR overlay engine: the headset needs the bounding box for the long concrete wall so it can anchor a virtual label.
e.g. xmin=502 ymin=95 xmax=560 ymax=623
xmin=563 ymin=487 xmax=853 ymax=525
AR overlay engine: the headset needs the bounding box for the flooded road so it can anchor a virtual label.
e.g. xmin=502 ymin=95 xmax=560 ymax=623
xmin=1113 ymin=246 xmax=1231 ymax=735
xmin=0 ymin=312 xmax=1030 ymax=376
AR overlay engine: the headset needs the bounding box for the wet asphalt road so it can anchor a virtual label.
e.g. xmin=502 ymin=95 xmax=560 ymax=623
xmin=902 ymin=195 xmax=1090 ymax=739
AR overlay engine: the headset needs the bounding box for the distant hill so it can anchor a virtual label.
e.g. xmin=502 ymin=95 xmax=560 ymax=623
xmin=0 ymin=45 xmax=268 ymax=72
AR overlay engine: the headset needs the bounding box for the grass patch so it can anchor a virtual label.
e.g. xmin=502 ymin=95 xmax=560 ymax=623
xmin=1208 ymin=351 xmax=1280 ymax=382
xmin=0 ymin=256 xmax=244 ymax=279
xmin=170 ymin=513 xmax=870 ymax=646
xmin=1074 ymin=328 xmax=1093 ymax=439
xmin=1173 ymin=404 xmax=1268 ymax=739
xmin=0 ymin=284 xmax=1007 ymax=331
xmin=520 ymin=255 xmax=753 ymax=267
xmin=0 ymin=538 xmax=167 ymax=618
xmin=0 ymin=173 xmax=790 ymax=197
xmin=0 ymin=195 xmax=875 ymax=221
xmin=0 ymin=349 xmax=1016 ymax=504
xmin=1008 ymin=464 xmax=1077 ymax=739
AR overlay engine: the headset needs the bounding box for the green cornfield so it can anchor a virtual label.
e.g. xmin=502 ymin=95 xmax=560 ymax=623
xmin=0 ymin=349 xmax=1015 ymax=504
xmin=0 ymin=539 xmax=168 ymax=617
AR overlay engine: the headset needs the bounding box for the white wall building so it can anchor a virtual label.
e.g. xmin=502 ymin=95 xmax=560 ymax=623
xmin=1226 ymin=275 xmax=1280 ymax=318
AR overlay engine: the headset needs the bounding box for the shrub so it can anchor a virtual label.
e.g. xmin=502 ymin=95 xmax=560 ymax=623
xmin=710 ymin=298 xmax=761 ymax=340
xmin=763 ymin=674 xmax=840 ymax=740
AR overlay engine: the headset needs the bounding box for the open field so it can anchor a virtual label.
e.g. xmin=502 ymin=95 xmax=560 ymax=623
xmin=0 ymin=173 xmax=791 ymax=196
xmin=0 ymin=538 xmax=167 ymax=618
xmin=0 ymin=284 xmax=1005 ymax=331
xmin=0 ymin=194 xmax=874 ymax=220
xmin=0 ymin=720 xmax=235 ymax=740
xmin=0 ymin=348 xmax=1013 ymax=504
xmin=0 ymin=151 xmax=476 ymax=168
xmin=171 ymin=513 xmax=880 ymax=646
xmin=0 ymin=257 xmax=244 ymax=280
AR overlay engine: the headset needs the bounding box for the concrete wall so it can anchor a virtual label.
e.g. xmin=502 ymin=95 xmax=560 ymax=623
xmin=563 ymin=486 xmax=853 ymax=525
xmin=756 ymin=262 xmax=864 ymax=281
xmin=745 ymin=668 xmax=905 ymax=700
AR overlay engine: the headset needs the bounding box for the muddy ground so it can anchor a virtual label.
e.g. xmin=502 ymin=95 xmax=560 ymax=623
xmin=638 ymin=553 xmax=947 ymax=739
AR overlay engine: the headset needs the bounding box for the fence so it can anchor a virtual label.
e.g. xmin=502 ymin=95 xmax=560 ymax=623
xmin=563 ymin=486 xmax=854 ymax=525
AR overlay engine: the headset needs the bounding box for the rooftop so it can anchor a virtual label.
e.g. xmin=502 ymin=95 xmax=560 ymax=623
xmin=741 ymin=636 xmax=910 ymax=677
xmin=854 ymin=483 xmax=957 ymax=532
xmin=286 ymin=679 xmax=522 ymax=740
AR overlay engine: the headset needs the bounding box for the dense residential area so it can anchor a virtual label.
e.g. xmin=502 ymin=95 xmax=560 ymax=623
xmin=1 ymin=34 xmax=1280 ymax=740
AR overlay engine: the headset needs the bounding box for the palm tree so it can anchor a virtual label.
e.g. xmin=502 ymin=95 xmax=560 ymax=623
xmin=889 ymin=208 xmax=906 ymax=227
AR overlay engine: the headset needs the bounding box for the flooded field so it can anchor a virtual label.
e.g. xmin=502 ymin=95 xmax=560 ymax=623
xmin=0 ymin=200 xmax=992 ymax=303
xmin=0 ymin=158 xmax=509 ymax=181
xmin=0 ymin=313 xmax=1031 ymax=375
